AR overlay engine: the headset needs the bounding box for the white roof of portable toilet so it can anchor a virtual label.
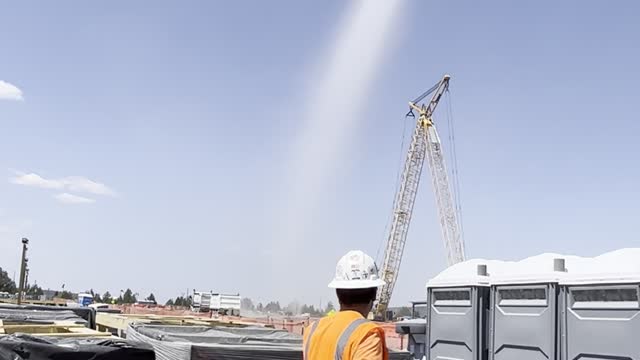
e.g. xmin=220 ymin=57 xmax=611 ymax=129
xmin=426 ymin=248 xmax=640 ymax=288
xmin=560 ymin=248 xmax=640 ymax=285
xmin=489 ymin=253 xmax=585 ymax=285
xmin=426 ymin=258 xmax=500 ymax=288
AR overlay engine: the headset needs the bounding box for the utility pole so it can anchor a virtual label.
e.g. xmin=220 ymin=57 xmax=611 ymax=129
xmin=17 ymin=238 xmax=29 ymax=305
xmin=25 ymin=269 xmax=29 ymax=293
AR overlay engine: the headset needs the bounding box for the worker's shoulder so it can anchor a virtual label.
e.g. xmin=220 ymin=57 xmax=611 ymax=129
xmin=357 ymin=329 xmax=384 ymax=345
xmin=359 ymin=320 xmax=384 ymax=332
xmin=310 ymin=312 xmax=383 ymax=331
xmin=346 ymin=318 xmax=385 ymax=340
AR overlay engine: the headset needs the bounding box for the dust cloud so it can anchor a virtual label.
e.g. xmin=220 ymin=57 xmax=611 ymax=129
xmin=272 ymin=1 xmax=403 ymax=276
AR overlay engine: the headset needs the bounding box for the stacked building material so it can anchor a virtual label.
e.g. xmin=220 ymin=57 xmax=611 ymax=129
xmin=0 ymin=305 xmax=155 ymax=359
xmin=127 ymin=323 xmax=411 ymax=360
xmin=0 ymin=303 xmax=96 ymax=328
xmin=126 ymin=323 xmax=302 ymax=360
xmin=0 ymin=335 xmax=154 ymax=360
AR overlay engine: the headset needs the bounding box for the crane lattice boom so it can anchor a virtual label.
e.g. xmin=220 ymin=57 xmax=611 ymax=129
xmin=375 ymin=75 xmax=465 ymax=319
xmin=424 ymin=123 xmax=465 ymax=265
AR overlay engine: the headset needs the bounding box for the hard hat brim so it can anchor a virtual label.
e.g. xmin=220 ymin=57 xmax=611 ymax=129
xmin=327 ymin=279 xmax=386 ymax=289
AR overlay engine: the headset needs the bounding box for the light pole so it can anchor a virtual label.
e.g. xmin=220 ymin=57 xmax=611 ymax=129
xmin=17 ymin=238 xmax=29 ymax=305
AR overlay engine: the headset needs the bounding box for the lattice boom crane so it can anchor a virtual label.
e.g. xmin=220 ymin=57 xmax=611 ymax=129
xmin=375 ymin=74 xmax=465 ymax=319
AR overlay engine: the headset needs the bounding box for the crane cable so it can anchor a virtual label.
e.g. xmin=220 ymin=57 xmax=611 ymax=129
xmin=445 ymin=88 xmax=466 ymax=248
xmin=375 ymin=110 xmax=412 ymax=264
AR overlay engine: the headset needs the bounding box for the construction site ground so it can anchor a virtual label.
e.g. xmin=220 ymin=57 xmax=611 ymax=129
xmin=114 ymin=305 xmax=406 ymax=350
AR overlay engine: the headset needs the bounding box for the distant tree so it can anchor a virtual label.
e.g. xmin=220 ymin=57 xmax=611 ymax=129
xmin=165 ymin=298 xmax=174 ymax=306
xmin=102 ymin=291 xmax=113 ymax=304
xmin=147 ymin=293 xmax=156 ymax=302
xmin=26 ymin=284 xmax=44 ymax=296
xmin=264 ymin=301 xmax=274 ymax=312
xmin=265 ymin=301 xmax=281 ymax=313
xmin=173 ymin=295 xmax=192 ymax=307
xmin=88 ymin=289 xmax=102 ymax=302
xmin=116 ymin=295 xmax=124 ymax=305
xmin=122 ymin=288 xmax=137 ymax=304
xmin=241 ymin=297 xmax=255 ymax=310
xmin=285 ymin=300 xmax=300 ymax=315
xmin=123 ymin=289 xmax=132 ymax=303
xmin=299 ymin=304 xmax=322 ymax=317
xmin=0 ymin=267 xmax=16 ymax=293
xmin=256 ymin=303 xmax=264 ymax=312
xmin=60 ymin=291 xmax=74 ymax=300
xmin=174 ymin=296 xmax=188 ymax=307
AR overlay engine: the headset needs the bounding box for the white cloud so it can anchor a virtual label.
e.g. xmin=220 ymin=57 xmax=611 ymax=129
xmin=54 ymin=193 xmax=96 ymax=204
xmin=10 ymin=172 xmax=63 ymax=189
xmin=0 ymin=80 xmax=24 ymax=101
xmin=10 ymin=171 xmax=116 ymax=196
xmin=62 ymin=176 xmax=116 ymax=196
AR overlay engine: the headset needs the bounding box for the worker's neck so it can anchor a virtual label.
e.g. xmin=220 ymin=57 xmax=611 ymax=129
xmin=339 ymin=304 xmax=370 ymax=318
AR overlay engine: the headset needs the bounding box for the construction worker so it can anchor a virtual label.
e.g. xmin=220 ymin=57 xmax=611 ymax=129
xmin=303 ymin=250 xmax=388 ymax=360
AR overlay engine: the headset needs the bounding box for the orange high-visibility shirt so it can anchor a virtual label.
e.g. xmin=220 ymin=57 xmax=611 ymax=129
xmin=303 ymin=310 xmax=388 ymax=360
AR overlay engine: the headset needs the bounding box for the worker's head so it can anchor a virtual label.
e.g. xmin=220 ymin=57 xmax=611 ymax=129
xmin=328 ymin=250 xmax=385 ymax=314
xmin=335 ymin=287 xmax=378 ymax=311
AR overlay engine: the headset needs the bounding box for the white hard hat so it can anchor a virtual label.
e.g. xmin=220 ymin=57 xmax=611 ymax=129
xmin=328 ymin=250 xmax=386 ymax=289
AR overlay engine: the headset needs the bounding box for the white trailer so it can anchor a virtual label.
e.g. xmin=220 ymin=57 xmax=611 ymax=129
xmin=191 ymin=291 xmax=212 ymax=312
xmin=211 ymin=293 xmax=241 ymax=316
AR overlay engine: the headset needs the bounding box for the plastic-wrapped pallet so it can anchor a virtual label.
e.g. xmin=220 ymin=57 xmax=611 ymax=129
xmin=126 ymin=325 xmax=191 ymax=360
xmin=0 ymin=304 xmax=96 ymax=328
xmin=126 ymin=323 xmax=411 ymax=360
xmin=0 ymin=334 xmax=154 ymax=360
xmin=0 ymin=306 xmax=88 ymax=326
xmin=126 ymin=323 xmax=301 ymax=360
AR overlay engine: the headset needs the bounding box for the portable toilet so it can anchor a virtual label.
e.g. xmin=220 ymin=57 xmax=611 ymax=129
xmin=77 ymin=293 xmax=93 ymax=307
xmin=424 ymin=259 xmax=495 ymax=360
xmin=488 ymin=254 xmax=574 ymax=360
xmin=558 ymin=248 xmax=640 ymax=360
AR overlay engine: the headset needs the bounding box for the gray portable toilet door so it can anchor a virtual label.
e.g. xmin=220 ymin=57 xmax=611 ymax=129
xmin=427 ymin=287 xmax=478 ymax=360
xmin=490 ymin=284 xmax=558 ymax=360
xmin=562 ymin=283 xmax=640 ymax=360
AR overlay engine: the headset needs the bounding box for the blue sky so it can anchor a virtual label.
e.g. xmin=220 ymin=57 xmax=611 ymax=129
xmin=1 ymin=1 xmax=639 ymax=306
